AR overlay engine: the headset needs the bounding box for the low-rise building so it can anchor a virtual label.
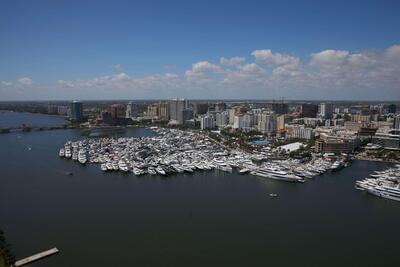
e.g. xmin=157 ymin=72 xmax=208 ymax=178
xmin=287 ymin=125 xmax=315 ymax=140
xmin=372 ymin=130 xmax=400 ymax=150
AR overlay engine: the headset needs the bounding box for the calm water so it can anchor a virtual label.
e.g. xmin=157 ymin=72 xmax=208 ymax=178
xmin=0 ymin=111 xmax=66 ymax=128
xmin=1 ymin=113 xmax=400 ymax=267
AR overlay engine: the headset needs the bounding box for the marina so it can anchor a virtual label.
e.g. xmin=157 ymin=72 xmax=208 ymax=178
xmin=355 ymin=164 xmax=400 ymax=202
xmin=58 ymin=127 xmax=347 ymax=183
xmin=0 ymin=116 xmax=399 ymax=267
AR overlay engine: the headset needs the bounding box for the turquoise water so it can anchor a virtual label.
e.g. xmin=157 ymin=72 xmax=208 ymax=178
xmin=252 ymin=140 xmax=267 ymax=145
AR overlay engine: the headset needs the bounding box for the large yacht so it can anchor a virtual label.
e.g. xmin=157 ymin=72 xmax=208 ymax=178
xmin=78 ymin=150 xmax=87 ymax=164
xmin=356 ymin=175 xmax=400 ymax=202
xmin=252 ymin=168 xmax=305 ymax=183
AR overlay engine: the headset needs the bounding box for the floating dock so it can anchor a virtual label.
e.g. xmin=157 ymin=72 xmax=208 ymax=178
xmin=14 ymin=247 xmax=59 ymax=266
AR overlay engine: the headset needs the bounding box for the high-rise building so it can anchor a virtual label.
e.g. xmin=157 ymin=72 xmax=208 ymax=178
xmin=126 ymin=102 xmax=138 ymax=118
xmin=257 ymin=113 xmax=277 ymax=134
xmin=169 ymin=99 xmax=186 ymax=124
xmin=216 ymin=111 xmax=228 ymax=128
xmin=242 ymin=114 xmax=254 ymax=132
xmin=192 ymin=103 xmax=209 ymax=116
xmin=318 ymin=103 xmax=333 ymax=120
xmin=200 ymin=115 xmax=215 ymax=130
xmin=228 ymin=109 xmax=236 ymax=125
xmin=146 ymin=104 xmax=159 ymax=117
xmin=271 ymin=103 xmax=288 ymax=114
xmin=215 ymin=102 xmax=227 ymax=112
xmin=301 ymin=104 xmax=318 ymax=118
xmin=388 ymin=104 xmax=397 ymax=114
xmin=110 ymin=104 xmax=126 ymax=119
xmin=276 ymin=115 xmax=289 ymax=131
xmin=182 ymin=109 xmax=194 ymax=123
xmin=158 ymin=102 xmax=170 ymax=120
xmin=70 ymin=101 xmax=83 ymax=121
xmin=394 ymin=115 xmax=400 ymax=130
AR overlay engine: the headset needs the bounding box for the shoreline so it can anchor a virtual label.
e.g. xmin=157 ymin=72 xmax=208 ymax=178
xmin=353 ymin=157 xmax=400 ymax=164
xmin=0 ymin=110 xmax=67 ymax=119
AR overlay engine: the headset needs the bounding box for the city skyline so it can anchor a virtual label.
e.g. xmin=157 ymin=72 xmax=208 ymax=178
xmin=1 ymin=0 xmax=400 ymax=100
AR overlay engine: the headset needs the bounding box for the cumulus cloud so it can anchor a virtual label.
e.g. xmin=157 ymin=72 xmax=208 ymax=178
xmin=58 ymin=80 xmax=75 ymax=88
xmin=112 ymin=64 xmax=123 ymax=72
xmin=185 ymin=61 xmax=225 ymax=80
xmin=2 ymin=44 xmax=400 ymax=100
xmin=51 ymin=45 xmax=400 ymax=99
xmin=220 ymin=56 xmax=245 ymax=66
xmin=17 ymin=77 xmax=33 ymax=86
xmin=191 ymin=61 xmax=224 ymax=73
xmin=1 ymin=81 xmax=13 ymax=86
xmin=251 ymin=49 xmax=299 ymax=67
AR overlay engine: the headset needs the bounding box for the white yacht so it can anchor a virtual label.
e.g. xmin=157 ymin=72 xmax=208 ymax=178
xmin=252 ymin=168 xmax=305 ymax=183
xmin=112 ymin=162 xmax=119 ymax=171
xmin=65 ymin=147 xmax=72 ymax=158
xmin=118 ymin=161 xmax=129 ymax=172
xmin=132 ymin=167 xmax=142 ymax=175
xmin=239 ymin=168 xmax=250 ymax=174
xmin=101 ymin=163 xmax=108 ymax=172
xmin=356 ymin=175 xmax=400 ymax=202
xmin=78 ymin=150 xmax=87 ymax=164
xmin=148 ymin=167 xmax=157 ymax=175
xmin=155 ymin=166 xmax=166 ymax=175
xmin=59 ymin=148 xmax=65 ymax=157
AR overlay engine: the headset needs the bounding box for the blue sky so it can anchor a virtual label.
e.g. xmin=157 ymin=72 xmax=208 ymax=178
xmin=0 ymin=0 xmax=399 ymax=100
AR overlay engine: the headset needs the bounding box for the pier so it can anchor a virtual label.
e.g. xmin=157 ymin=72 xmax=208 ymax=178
xmin=13 ymin=247 xmax=59 ymax=267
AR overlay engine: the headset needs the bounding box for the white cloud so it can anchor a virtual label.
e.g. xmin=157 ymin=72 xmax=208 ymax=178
xmin=1 ymin=81 xmax=13 ymax=86
xmin=2 ymin=44 xmax=400 ymax=100
xmin=191 ymin=61 xmax=224 ymax=73
xmin=220 ymin=56 xmax=245 ymax=66
xmin=58 ymin=80 xmax=75 ymax=88
xmin=238 ymin=63 xmax=265 ymax=75
xmin=17 ymin=77 xmax=33 ymax=86
xmin=251 ymin=49 xmax=299 ymax=67
xmin=112 ymin=64 xmax=123 ymax=72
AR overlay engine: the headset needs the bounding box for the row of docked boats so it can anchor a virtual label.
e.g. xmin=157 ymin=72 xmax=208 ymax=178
xmin=58 ymin=127 xmax=346 ymax=183
xmin=355 ymin=164 xmax=400 ymax=202
xmin=59 ymin=141 xmax=87 ymax=164
xmin=250 ymin=158 xmax=337 ymax=183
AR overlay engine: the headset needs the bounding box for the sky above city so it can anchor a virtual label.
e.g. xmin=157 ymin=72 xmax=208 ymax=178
xmin=0 ymin=0 xmax=399 ymax=101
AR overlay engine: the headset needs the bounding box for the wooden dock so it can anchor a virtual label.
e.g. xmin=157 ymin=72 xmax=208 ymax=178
xmin=14 ymin=248 xmax=59 ymax=267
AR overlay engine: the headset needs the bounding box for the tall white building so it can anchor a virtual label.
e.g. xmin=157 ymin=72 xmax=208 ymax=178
xmin=200 ymin=115 xmax=215 ymax=130
xmin=257 ymin=113 xmax=277 ymax=134
xmin=216 ymin=111 xmax=228 ymax=128
xmin=233 ymin=115 xmax=243 ymax=129
xmin=228 ymin=109 xmax=236 ymax=125
xmin=126 ymin=101 xmax=138 ymax=118
xmin=394 ymin=115 xmax=400 ymax=130
xmin=242 ymin=114 xmax=254 ymax=132
xmin=169 ymin=99 xmax=186 ymax=124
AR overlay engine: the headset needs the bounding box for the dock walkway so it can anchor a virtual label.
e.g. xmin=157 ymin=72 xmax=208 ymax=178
xmin=14 ymin=248 xmax=59 ymax=267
